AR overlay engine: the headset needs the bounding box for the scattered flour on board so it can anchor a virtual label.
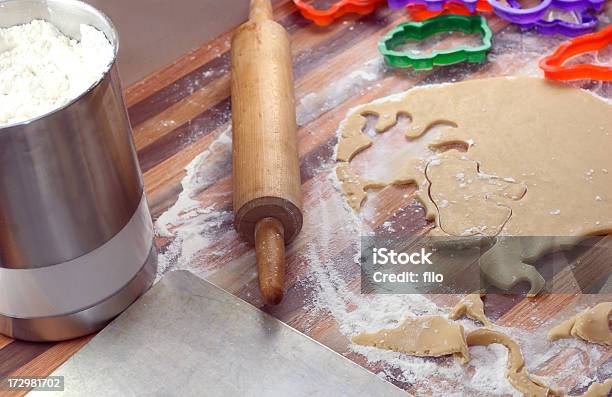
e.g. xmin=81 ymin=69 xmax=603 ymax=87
xmin=467 ymin=344 xmax=520 ymax=396
xmin=155 ymin=125 xmax=233 ymax=280
xmin=154 ymin=51 xmax=611 ymax=395
xmin=155 ymin=57 xmax=386 ymax=279
xmin=0 ymin=20 xmax=114 ymax=126
xmin=300 ymin=171 xmax=521 ymax=396
xmin=303 ymin=166 xmax=609 ymax=396
xmin=297 ymin=57 xmax=384 ymax=126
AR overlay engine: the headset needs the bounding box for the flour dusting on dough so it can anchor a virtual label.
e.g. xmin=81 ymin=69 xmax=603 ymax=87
xmin=333 ymin=77 xmax=612 ymax=295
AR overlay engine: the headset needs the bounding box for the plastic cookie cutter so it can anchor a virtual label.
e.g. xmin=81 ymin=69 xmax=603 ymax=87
xmin=390 ymin=0 xmax=492 ymax=12
xmin=406 ymin=0 xmax=492 ymax=22
xmin=379 ymin=15 xmax=493 ymax=69
xmin=539 ymin=25 xmax=612 ymax=80
xmin=504 ymin=0 xmax=599 ymax=36
xmin=533 ymin=9 xmax=598 ymax=36
xmin=488 ymin=0 xmax=552 ymax=24
xmin=488 ymin=0 xmax=603 ymax=25
xmin=293 ymin=0 xmax=385 ymax=26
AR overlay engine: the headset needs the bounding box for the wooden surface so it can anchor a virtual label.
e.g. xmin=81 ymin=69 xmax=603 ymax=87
xmin=1 ymin=1 xmax=611 ymax=396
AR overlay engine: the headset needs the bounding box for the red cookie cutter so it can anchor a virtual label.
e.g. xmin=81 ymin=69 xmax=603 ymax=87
xmin=293 ymin=0 xmax=386 ymax=26
xmin=406 ymin=0 xmax=492 ymax=21
xmin=540 ymin=25 xmax=612 ymax=81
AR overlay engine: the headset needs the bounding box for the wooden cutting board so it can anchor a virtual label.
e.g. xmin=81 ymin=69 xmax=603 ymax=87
xmin=1 ymin=1 xmax=611 ymax=396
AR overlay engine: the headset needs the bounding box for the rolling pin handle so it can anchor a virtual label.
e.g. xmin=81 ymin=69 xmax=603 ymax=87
xmin=250 ymin=0 xmax=273 ymax=22
xmin=254 ymin=217 xmax=286 ymax=305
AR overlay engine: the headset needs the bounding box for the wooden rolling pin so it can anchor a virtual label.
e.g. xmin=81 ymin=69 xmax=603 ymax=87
xmin=231 ymin=0 xmax=303 ymax=305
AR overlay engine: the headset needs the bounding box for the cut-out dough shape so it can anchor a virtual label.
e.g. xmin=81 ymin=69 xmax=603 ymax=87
xmin=468 ymin=329 xmax=612 ymax=396
xmin=478 ymin=236 xmax=552 ymax=296
xmin=548 ymin=302 xmax=612 ymax=346
xmin=466 ymin=329 xmax=555 ymax=397
xmin=355 ymin=320 xmax=610 ymax=396
xmin=426 ymin=156 xmax=527 ymax=237
xmin=449 ymin=293 xmax=492 ymax=326
xmin=478 ymin=235 xmax=588 ymax=295
xmin=352 ymin=316 xmax=470 ymax=363
xmin=335 ymin=77 xmax=612 ymax=295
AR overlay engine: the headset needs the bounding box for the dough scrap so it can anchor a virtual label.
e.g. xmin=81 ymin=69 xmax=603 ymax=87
xmin=548 ymin=302 xmax=612 ymax=346
xmin=334 ymin=77 xmax=612 ymax=295
xmin=449 ymin=293 xmax=492 ymax=327
xmin=573 ymin=379 xmax=612 ymax=397
xmin=353 ymin=318 xmax=609 ymax=396
xmin=466 ymin=329 xmax=553 ymax=397
xmin=352 ymin=316 xmax=470 ymax=364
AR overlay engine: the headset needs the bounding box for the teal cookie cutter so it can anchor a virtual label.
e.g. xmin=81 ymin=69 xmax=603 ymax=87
xmin=379 ymin=15 xmax=493 ymax=70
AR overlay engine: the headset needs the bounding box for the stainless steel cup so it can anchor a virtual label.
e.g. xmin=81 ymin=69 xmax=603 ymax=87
xmin=0 ymin=0 xmax=157 ymax=341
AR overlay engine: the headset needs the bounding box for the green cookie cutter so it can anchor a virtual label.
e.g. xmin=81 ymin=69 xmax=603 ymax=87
xmin=379 ymin=15 xmax=493 ymax=70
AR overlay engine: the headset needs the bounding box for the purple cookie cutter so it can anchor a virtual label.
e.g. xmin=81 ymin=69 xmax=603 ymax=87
xmin=534 ymin=9 xmax=598 ymax=36
xmin=388 ymin=0 xmax=478 ymax=12
xmin=488 ymin=0 xmax=552 ymax=24
xmin=503 ymin=0 xmax=599 ymax=36
xmin=488 ymin=0 xmax=603 ymax=25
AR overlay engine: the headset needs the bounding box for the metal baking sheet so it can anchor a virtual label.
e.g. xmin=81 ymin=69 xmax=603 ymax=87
xmin=37 ymin=270 xmax=406 ymax=397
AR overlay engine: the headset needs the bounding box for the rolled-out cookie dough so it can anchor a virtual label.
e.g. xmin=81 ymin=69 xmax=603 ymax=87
xmin=467 ymin=329 xmax=554 ymax=397
xmin=548 ymin=302 xmax=612 ymax=346
xmin=335 ymin=77 xmax=612 ymax=295
xmin=449 ymin=293 xmax=492 ymax=327
xmin=352 ymin=316 xmax=470 ymax=363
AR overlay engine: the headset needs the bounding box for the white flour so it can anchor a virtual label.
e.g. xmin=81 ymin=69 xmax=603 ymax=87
xmin=0 ymin=20 xmax=114 ymax=126
xmin=301 ymin=173 xmax=521 ymax=396
xmin=297 ymin=57 xmax=384 ymax=126
xmin=155 ymin=125 xmax=234 ymax=280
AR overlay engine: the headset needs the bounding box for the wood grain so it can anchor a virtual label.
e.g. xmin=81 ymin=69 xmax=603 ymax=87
xmin=2 ymin=0 xmax=611 ymax=395
xmin=0 ymin=336 xmax=12 ymax=351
